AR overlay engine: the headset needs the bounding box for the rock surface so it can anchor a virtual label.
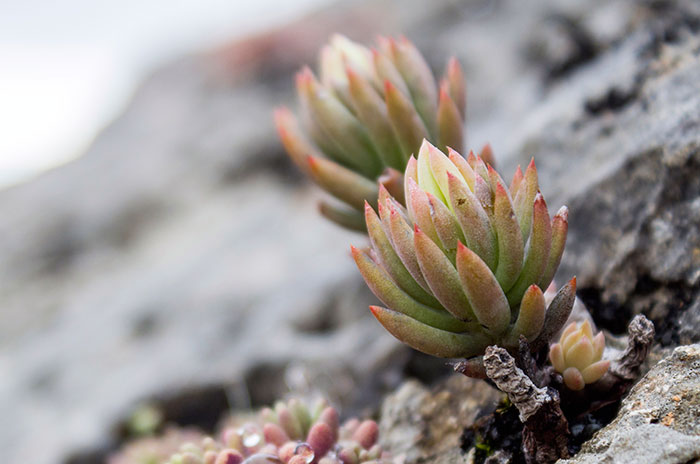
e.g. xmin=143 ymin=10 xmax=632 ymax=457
xmin=1 ymin=0 xmax=699 ymax=463
xmin=558 ymin=344 xmax=700 ymax=464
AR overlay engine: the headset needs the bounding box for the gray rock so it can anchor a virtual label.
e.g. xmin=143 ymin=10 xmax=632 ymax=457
xmin=559 ymin=344 xmax=700 ymax=464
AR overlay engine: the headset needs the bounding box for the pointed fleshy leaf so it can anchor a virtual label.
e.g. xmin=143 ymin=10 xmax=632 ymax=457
xmin=532 ymin=277 xmax=577 ymax=349
xmin=318 ymin=201 xmax=366 ymax=231
xmin=513 ymin=158 xmax=539 ymax=243
xmin=549 ymin=343 xmax=566 ymax=373
xmin=274 ymin=107 xmax=322 ymax=175
xmin=507 ymin=193 xmax=552 ymax=306
xmin=474 ymin=175 xmax=493 ymax=213
xmin=387 ymin=203 xmax=433 ymax=294
xmin=427 ymin=193 xmax=464 ymax=262
xmin=448 ymin=172 xmax=497 ymax=270
xmin=538 ymin=206 xmax=569 ymax=290
xmin=437 ymin=83 xmax=464 ymax=154
xmin=425 ymin=142 xmax=466 ymax=209
xmin=563 ymin=367 xmax=585 ymax=391
xmin=581 ymin=360 xmax=610 ymax=384
xmin=507 ymin=285 xmax=546 ymax=343
xmin=372 ymin=47 xmax=410 ymax=96
xmin=566 ymin=336 xmax=595 ymax=371
xmin=559 ymin=322 xmax=579 ymax=343
xmin=406 ymin=178 xmax=442 ymax=247
xmin=370 ymin=306 xmax=490 ymax=358
xmin=414 ymin=226 xmax=475 ymax=322
xmin=364 ymin=203 xmax=441 ymax=307
xmin=580 ymin=319 xmax=594 ymax=340
xmin=352 ymin=247 xmax=468 ymax=331
xmin=307 ymin=155 xmax=378 ymax=210
xmin=447 ymin=147 xmax=476 ymax=192
xmin=347 ymin=68 xmax=405 ymax=170
xmin=455 ymin=243 xmax=510 ymax=335
xmin=378 ymin=168 xmax=405 ymax=206
xmin=390 ymin=37 xmax=439 ymax=138
xmin=592 ymin=331 xmax=606 ymax=361
xmin=510 ymin=165 xmax=524 ymax=195
xmin=404 ymin=155 xmax=418 ymax=211
xmin=288 ymin=398 xmax=312 ymax=434
xmin=562 ymin=328 xmax=585 ymax=354
xmin=471 ymin=153 xmax=490 ymax=183
xmin=300 ymin=68 xmax=383 ymax=177
xmin=385 ymin=80 xmax=430 ymax=159
xmin=493 ymin=182 xmax=524 ymax=292
xmin=276 ymin=405 xmax=303 ymax=440
xmin=416 ymin=141 xmax=445 ymax=202
xmin=445 ymin=57 xmax=466 ymax=119
xmin=479 ymin=143 xmax=495 ymax=168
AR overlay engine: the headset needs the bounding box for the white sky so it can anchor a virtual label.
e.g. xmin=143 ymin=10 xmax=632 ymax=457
xmin=0 ymin=0 xmax=334 ymax=188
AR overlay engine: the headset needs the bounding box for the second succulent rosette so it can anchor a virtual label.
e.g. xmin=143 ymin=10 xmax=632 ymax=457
xmin=353 ymin=140 xmax=575 ymax=358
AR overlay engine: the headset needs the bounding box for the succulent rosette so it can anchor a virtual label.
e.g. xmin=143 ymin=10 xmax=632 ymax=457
xmin=352 ymin=140 xmax=575 ymax=358
xmin=275 ymin=34 xmax=468 ymax=230
xmin=165 ymin=399 xmax=389 ymax=464
xmin=549 ymin=320 xmax=609 ymax=390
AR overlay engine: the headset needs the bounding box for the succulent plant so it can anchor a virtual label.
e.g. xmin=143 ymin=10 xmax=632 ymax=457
xmin=108 ymin=427 xmax=205 ymax=464
xmin=352 ymin=140 xmax=574 ymax=359
xmin=165 ymin=399 xmax=389 ymax=464
xmin=275 ymin=34 xmax=470 ymax=230
xmin=549 ymin=320 xmax=609 ymax=391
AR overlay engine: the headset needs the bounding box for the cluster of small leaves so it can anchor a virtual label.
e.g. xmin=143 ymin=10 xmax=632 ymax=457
xmin=108 ymin=428 xmax=206 ymax=464
xmin=275 ymin=34 xmax=468 ymax=230
xmin=549 ymin=320 xmax=609 ymax=390
xmin=164 ymin=399 xmax=389 ymax=464
xmin=353 ymin=140 xmax=574 ymax=359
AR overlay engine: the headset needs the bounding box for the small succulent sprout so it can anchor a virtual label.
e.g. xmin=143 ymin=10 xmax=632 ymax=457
xmin=549 ymin=320 xmax=609 ymax=390
xmin=353 ymin=140 xmax=574 ymax=359
xmin=160 ymin=399 xmax=389 ymax=464
xmin=275 ymin=34 xmax=468 ymax=230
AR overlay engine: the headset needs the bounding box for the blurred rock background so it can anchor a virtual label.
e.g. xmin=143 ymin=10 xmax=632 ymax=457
xmin=1 ymin=0 xmax=699 ymax=463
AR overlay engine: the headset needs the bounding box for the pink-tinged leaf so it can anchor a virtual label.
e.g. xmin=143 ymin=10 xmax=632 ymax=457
xmin=437 ymin=83 xmax=464 ymax=154
xmin=561 ymin=328 xmax=585 ymax=354
xmin=513 ymin=158 xmax=539 ymax=243
xmin=427 ymin=193 xmax=464 ymax=262
xmin=307 ymin=422 xmax=334 ymax=459
xmin=559 ymin=322 xmax=579 ymax=343
xmin=538 ymin=206 xmax=569 ymax=290
xmin=404 ymin=155 xmax=418 ymax=211
xmin=507 ymin=285 xmax=546 ymax=344
xmin=549 ymin=343 xmax=566 ymax=373
xmin=390 ymin=36 xmax=439 ymax=138
xmin=474 ymin=175 xmax=494 ymax=214
xmin=581 ymin=360 xmax=610 ymax=384
xmin=563 ymin=367 xmax=585 ymax=391
xmin=273 ymin=107 xmax=321 ymax=175
xmin=378 ymin=168 xmax=405 ymax=206
xmin=318 ymin=201 xmax=366 ymax=232
xmin=447 ymin=172 xmax=497 ymax=270
xmin=532 ymin=277 xmax=576 ymax=349
xmin=455 ymin=243 xmax=510 ymax=335
xmin=365 ymin=203 xmax=441 ymax=307
xmin=299 ymin=68 xmax=382 ymax=178
xmin=318 ymin=407 xmax=339 ymax=441
xmin=214 ymin=450 xmax=244 ymax=464
xmin=385 ymin=80 xmax=430 ymax=160
xmin=406 ymin=178 xmax=442 ymax=247
xmin=352 ymin=246 xmax=468 ymax=331
xmin=307 ymin=155 xmax=378 ymax=210
xmin=414 ymin=227 xmax=475 ymax=322
xmin=263 ymin=423 xmax=289 ymax=447
xmin=370 ymin=306 xmax=491 ymax=358
xmin=507 ymin=193 xmax=552 ymax=306
xmin=276 ymin=405 xmax=303 ymax=440
xmin=445 ymin=57 xmax=466 ymax=119
xmin=372 ymin=45 xmax=410 ymax=96
xmin=346 ymin=68 xmax=405 ymax=169
xmin=352 ymin=420 xmax=379 ymax=450
xmin=447 ymin=147 xmax=476 ymax=191
xmin=493 ymin=182 xmax=524 ymax=292
xmin=510 ymin=165 xmax=524 ymax=195
xmin=387 ymin=203 xmax=433 ymax=294
xmin=479 ymin=143 xmax=495 ymax=168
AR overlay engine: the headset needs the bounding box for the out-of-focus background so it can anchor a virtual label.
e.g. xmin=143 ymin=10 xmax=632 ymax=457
xmin=1 ymin=0 xmax=699 ymax=463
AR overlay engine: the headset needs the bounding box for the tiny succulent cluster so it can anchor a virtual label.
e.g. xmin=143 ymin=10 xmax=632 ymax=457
xmin=549 ymin=320 xmax=609 ymax=390
xmin=353 ymin=140 xmax=573 ymax=359
xmin=165 ymin=399 xmax=389 ymax=464
xmin=275 ymin=34 xmax=468 ymax=230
